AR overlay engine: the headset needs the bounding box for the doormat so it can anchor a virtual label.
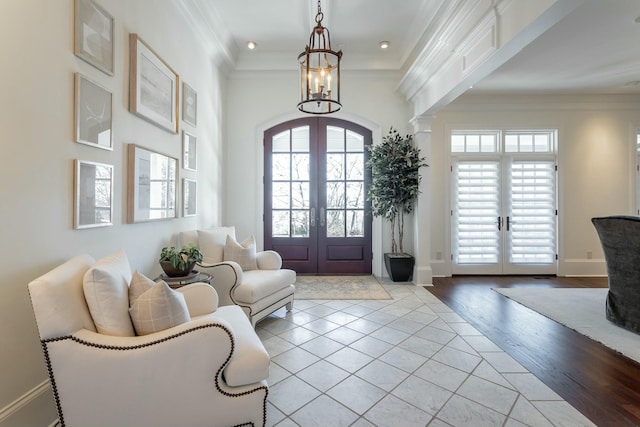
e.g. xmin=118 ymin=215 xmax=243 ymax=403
xmin=294 ymin=275 xmax=392 ymax=300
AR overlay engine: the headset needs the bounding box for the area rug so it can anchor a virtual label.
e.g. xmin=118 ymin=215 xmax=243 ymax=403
xmin=493 ymin=287 xmax=640 ymax=363
xmin=294 ymin=275 xmax=392 ymax=300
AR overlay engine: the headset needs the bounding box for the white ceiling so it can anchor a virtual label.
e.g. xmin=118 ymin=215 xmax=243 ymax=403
xmin=181 ymin=0 xmax=640 ymax=96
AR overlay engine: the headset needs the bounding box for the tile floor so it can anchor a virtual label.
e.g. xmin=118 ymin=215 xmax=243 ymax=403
xmin=256 ymin=281 xmax=595 ymax=427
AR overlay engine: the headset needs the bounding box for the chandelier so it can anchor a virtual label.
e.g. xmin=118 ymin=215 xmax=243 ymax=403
xmin=297 ymin=0 xmax=342 ymax=114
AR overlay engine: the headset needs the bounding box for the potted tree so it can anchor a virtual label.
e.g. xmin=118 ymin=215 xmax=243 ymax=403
xmin=367 ymin=127 xmax=427 ymax=281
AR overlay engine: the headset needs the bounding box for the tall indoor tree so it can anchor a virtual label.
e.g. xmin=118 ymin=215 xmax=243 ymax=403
xmin=367 ymin=127 xmax=427 ymax=280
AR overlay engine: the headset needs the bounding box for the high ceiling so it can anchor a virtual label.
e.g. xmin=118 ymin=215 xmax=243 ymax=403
xmin=180 ymin=0 xmax=640 ymax=98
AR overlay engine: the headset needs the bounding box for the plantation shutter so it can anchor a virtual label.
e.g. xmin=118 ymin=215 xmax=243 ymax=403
xmin=507 ymin=159 xmax=556 ymax=264
xmin=452 ymin=159 xmax=501 ymax=267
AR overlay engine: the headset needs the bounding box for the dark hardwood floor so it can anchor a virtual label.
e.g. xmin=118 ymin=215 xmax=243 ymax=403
xmin=428 ymin=276 xmax=640 ymax=427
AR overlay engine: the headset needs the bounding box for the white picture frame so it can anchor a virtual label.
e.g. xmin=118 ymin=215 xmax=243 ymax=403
xmin=183 ymin=179 xmax=197 ymax=217
xmin=74 ymin=159 xmax=114 ymax=229
xmin=74 ymin=0 xmax=114 ymax=75
xmin=182 ymin=131 xmax=197 ymax=171
xmin=182 ymin=81 xmax=197 ymax=127
xmin=127 ymin=144 xmax=178 ymax=223
xmin=75 ymin=73 xmax=113 ymax=150
xmin=129 ymin=34 xmax=179 ymax=133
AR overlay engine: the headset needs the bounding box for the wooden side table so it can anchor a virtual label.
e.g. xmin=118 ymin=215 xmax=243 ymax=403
xmin=155 ymin=271 xmax=213 ymax=289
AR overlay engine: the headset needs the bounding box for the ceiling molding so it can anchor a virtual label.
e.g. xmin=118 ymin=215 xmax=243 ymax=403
xmin=172 ymin=0 xmax=237 ymax=72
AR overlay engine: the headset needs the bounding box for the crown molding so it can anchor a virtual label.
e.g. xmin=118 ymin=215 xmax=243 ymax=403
xmin=172 ymin=0 xmax=237 ymax=72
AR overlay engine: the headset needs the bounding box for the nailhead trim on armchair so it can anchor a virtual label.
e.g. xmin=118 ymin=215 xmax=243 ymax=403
xmin=41 ymin=323 xmax=268 ymax=427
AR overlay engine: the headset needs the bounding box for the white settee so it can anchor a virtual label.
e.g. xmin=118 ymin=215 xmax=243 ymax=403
xmin=28 ymin=250 xmax=269 ymax=427
xmin=179 ymin=227 xmax=296 ymax=326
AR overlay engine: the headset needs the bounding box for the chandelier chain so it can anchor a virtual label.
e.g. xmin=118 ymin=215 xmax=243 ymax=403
xmin=315 ymin=0 xmax=324 ymax=25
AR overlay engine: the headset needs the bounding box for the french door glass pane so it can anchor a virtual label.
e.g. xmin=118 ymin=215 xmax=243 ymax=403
xmin=509 ymin=160 xmax=556 ymax=263
xmin=327 ymin=126 xmax=344 ymax=151
xmin=272 ymin=130 xmax=290 ymax=152
xmin=327 ymin=182 xmax=345 ymax=208
xmin=271 ymin=126 xmax=310 ymax=238
xmin=327 ymin=210 xmax=344 ymax=237
xmin=292 ymin=127 xmax=309 ymax=151
xmin=325 ymin=125 xmax=365 ymax=239
xmin=327 ymin=154 xmax=344 ymax=180
xmin=273 ymin=211 xmax=290 ymax=237
xmin=272 ymin=182 xmax=290 ymax=209
xmin=346 ymin=130 xmax=364 ymax=151
xmin=292 ymin=210 xmax=309 ymax=237
xmin=291 ymin=182 xmax=309 ymax=208
xmin=292 ymin=153 xmax=309 ymax=180
xmin=346 ymin=182 xmax=364 ymax=208
xmin=272 ymin=154 xmax=290 ymax=180
xmin=346 ymin=154 xmax=364 ymax=179
xmin=454 ymin=161 xmax=500 ymax=264
xmin=347 ymin=210 xmax=364 ymax=236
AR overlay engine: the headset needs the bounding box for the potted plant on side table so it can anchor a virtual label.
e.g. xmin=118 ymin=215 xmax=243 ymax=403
xmin=159 ymin=244 xmax=203 ymax=277
xmin=367 ymin=127 xmax=428 ymax=281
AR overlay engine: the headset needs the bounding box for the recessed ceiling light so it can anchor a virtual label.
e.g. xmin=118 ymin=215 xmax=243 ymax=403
xmin=379 ymin=41 xmax=390 ymax=49
xmin=247 ymin=41 xmax=256 ymax=50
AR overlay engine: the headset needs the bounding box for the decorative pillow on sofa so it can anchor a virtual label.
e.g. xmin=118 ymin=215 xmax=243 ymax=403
xmin=129 ymin=270 xmax=156 ymax=304
xmin=129 ymin=281 xmax=191 ymax=336
xmin=198 ymin=227 xmax=236 ymax=264
xmin=83 ymin=249 xmax=135 ymax=337
xmin=224 ymin=234 xmax=258 ymax=271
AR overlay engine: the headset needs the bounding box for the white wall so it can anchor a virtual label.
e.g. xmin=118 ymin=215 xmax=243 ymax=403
xmin=224 ymin=70 xmax=414 ymax=275
xmin=428 ymin=94 xmax=640 ymax=277
xmin=0 ymin=1 xmax=224 ymax=425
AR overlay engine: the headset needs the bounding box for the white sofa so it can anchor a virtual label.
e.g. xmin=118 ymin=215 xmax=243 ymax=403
xmin=28 ymin=250 xmax=269 ymax=427
xmin=179 ymin=227 xmax=296 ymax=326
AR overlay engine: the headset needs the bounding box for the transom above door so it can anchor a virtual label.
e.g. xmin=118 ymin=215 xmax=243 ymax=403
xmin=264 ymin=118 xmax=372 ymax=274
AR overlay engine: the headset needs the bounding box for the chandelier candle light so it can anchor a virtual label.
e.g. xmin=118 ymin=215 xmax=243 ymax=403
xmin=298 ymin=0 xmax=342 ymax=114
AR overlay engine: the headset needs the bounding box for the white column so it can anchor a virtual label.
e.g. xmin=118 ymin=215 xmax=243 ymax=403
xmin=410 ymin=115 xmax=434 ymax=286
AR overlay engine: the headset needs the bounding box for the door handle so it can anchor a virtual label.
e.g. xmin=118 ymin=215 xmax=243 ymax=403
xmin=320 ymin=207 xmax=325 ymax=227
xmin=497 ymin=216 xmax=502 ymax=231
xmin=507 ymin=216 xmax=511 ymax=231
xmin=310 ymin=207 xmax=316 ymax=227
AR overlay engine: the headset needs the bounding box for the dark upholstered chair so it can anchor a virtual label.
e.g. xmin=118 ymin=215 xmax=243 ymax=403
xmin=592 ymin=216 xmax=640 ymax=334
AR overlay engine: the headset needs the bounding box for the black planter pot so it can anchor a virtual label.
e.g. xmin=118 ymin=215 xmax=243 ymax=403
xmin=384 ymin=253 xmax=415 ymax=282
xmin=160 ymin=261 xmax=196 ymax=277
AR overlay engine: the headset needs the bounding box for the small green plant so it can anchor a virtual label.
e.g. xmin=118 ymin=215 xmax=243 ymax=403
xmin=159 ymin=244 xmax=203 ymax=271
xmin=366 ymin=127 xmax=428 ymax=254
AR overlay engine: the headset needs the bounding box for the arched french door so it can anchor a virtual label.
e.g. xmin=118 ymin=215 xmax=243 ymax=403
xmin=264 ymin=118 xmax=372 ymax=274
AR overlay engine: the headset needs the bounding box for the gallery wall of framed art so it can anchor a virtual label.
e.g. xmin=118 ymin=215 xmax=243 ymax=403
xmin=70 ymin=0 xmax=204 ymax=230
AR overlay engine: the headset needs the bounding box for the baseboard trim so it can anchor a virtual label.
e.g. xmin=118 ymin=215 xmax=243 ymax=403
xmin=0 ymin=380 xmax=50 ymax=423
xmin=561 ymin=259 xmax=607 ymax=277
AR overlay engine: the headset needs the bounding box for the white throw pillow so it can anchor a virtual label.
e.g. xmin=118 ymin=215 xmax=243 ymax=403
xmin=129 ymin=281 xmax=191 ymax=336
xmin=224 ymin=234 xmax=258 ymax=271
xmin=198 ymin=227 xmax=236 ymax=264
xmin=129 ymin=270 xmax=156 ymax=305
xmin=83 ymin=249 xmax=135 ymax=337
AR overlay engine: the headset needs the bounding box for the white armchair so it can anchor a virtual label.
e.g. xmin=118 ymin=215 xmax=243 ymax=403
xmin=179 ymin=227 xmax=296 ymax=326
xmin=28 ymin=251 xmax=269 ymax=427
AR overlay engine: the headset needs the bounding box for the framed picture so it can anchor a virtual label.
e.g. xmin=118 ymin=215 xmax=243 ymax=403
xmin=129 ymin=34 xmax=179 ymax=133
xmin=183 ymin=179 xmax=197 ymax=217
xmin=182 ymin=131 xmax=197 ymax=171
xmin=127 ymin=144 xmax=178 ymax=223
xmin=74 ymin=159 xmax=114 ymax=229
xmin=75 ymin=73 xmax=113 ymax=150
xmin=74 ymin=0 xmax=114 ymax=75
xmin=182 ymin=81 xmax=197 ymax=127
